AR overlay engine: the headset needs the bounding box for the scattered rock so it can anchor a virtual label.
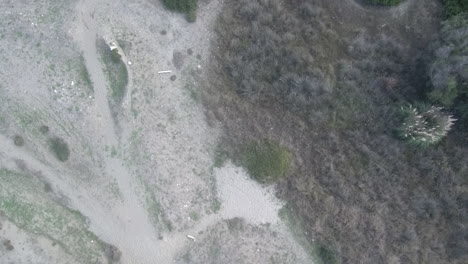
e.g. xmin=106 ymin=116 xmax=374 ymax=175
xmin=170 ymin=75 xmax=177 ymax=81
xmin=13 ymin=135 xmax=24 ymax=147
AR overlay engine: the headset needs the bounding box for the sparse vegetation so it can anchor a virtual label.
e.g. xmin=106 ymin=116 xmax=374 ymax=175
xmin=162 ymin=0 xmax=198 ymax=22
xmin=0 ymin=169 xmax=106 ymax=262
xmin=241 ymin=140 xmax=291 ymax=184
xmin=78 ymin=55 xmax=93 ymax=90
xmin=49 ymin=136 xmax=70 ymax=162
xmin=98 ymin=39 xmax=128 ymax=104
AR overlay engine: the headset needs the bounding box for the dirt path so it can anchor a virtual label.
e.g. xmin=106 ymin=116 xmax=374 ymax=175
xmin=74 ymin=0 xmax=168 ymax=263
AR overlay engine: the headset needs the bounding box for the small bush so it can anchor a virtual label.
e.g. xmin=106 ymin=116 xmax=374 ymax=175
xmin=242 ymin=140 xmax=291 ymax=184
xmin=39 ymin=125 xmax=50 ymax=134
xmin=442 ymin=0 xmax=468 ymax=18
xmin=162 ymin=0 xmax=197 ymax=22
xmin=110 ymin=48 xmax=122 ymax=63
xmin=364 ymin=0 xmax=403 ymax=6
xmin=316 ymin=244 xmax=339 ymax=264
xmin=396 ymin=104 xmax=456 ymax=146
xmin=13 ymin=135 xmax=24 ymax=147
xmin=98 ymin=40 xmax=128 ymax=104
xmin=49 ymin=137 xmax=70 ymax=162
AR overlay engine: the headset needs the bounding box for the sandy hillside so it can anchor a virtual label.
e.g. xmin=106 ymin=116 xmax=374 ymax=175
xmin=0 ymin=0 xmax=314 ymax=263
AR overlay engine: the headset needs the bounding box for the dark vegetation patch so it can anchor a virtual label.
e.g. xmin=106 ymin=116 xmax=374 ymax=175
xmin=442 ymin=0 xmax=468 ymax=18
xmin=205 ymin=0 xmax=468 ymax=263
xmin=241 ymin=140 xmax=291 ymax=184
xmin=215 ymin=0 xmax=336 ymax=120
xmin=427 ymin=13 xmax=468 ymax=126
xmin=364 ymin=0 xmax=403 ymax=5
xmin=103 ymin=243 xmax=122 ymax=263
xmin=39 ymin=125 xmax=49 ymax=134
xmin=13 ymin=135 xmax=24 ymax=147
xmin=162 ymin=0 xmax=197 ymax=22
xmin=97 ymin=39 xmax=128 ymax=105
xmin=170 ymin=75 xmax=177 ymax=81
xmin=49 ymin=136 xmax=70 ymax=162
xmin=2 ymin=239 xmax=14 ymax=251
xmin=78 ymin=55 xmax=93 ymax=91
xmin=315 ymin=244 xmax=339 ymax=264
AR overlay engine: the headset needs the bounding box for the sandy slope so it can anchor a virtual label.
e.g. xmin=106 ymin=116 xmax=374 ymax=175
xmin=0 ymin=0 xmax=313 ymax=263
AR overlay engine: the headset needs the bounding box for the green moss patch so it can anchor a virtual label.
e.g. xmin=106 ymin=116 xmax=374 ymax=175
xmin=241 ymin=140 xmax=291 ymax=184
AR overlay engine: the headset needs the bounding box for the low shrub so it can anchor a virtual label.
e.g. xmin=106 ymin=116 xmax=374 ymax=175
xmin=162 ymin=0 xmax=197 ymax=22
xmin=98 ymin=40 xmax=128 ymax=104
xmin=442 ymin=0 xmax=468 ymax=18
xmin=242 ymin=140 xmax=291 ymax=184
xmin=13 ymin=135 xmax=24 ymax=147
xmin=316 ymin=244 xmax=339 ymax=264
xmin=39 ymin=125 xmax=50 ymax=134
xmin=49 ymin=137 xmax=70 ymax=162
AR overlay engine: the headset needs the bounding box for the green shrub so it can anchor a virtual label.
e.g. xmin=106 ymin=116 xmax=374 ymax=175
xmin=98 ymin=40 xmax=128 ymax=104
xmin=396 ymin=104 xmax=456 ymax=146
xmin=49 ymin=137 xmax=70 ymax=162
xmin=365 ymin=0 xmax=403 ymax=6
xmin=162 ymin=0 xmax=197 ymax=22
xmin=316 ymin=244 xmax=339 ymax=264
xmin=442 ymin=0 xmax=468 ymax=18
xmin=13 ymin=135 xmax=24 ymax=147
xmin=242 ymin=140 xmax=291 ymax=184
xmin=110 ymin=48 xmax=122 ymax=63
xmin=39 ymin=125 xmax=50 ymax=134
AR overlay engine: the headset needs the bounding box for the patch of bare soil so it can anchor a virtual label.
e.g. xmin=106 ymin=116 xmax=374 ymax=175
xmin=203 ymin=0 xmax=468 ymax=263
